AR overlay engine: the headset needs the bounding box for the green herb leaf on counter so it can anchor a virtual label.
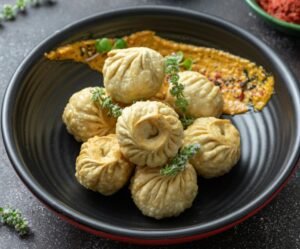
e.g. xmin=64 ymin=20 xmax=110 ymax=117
xmin=160 ymin=143 xmax=200 ymax=176
xmin=0 ymin=207 xmax=30 ymax=236
xmin=16 ymin=0 xmax=27 ymax=11
xmin=0 ymin=0 xmax=56 ymax=23
xmin=91 ymin=87 xmax=122 ymax=118
xmin=2 ymin=4 xmax=17 ymax=20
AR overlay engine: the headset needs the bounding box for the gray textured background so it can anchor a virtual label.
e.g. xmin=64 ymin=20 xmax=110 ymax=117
xmin=0 ymin=0 xmax=299 ymax=248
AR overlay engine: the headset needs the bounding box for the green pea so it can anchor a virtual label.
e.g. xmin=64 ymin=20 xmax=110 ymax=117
xmin=181 ymin=58 xmax=193 ymax=70
xmin=113 ymin=38 xmax=127 ymax=49
xmin=95 ymin=38 xmax=113 ymax=53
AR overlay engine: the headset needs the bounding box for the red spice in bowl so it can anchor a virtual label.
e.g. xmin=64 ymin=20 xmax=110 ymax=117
xmin=258 ymin=0 xmax=300 ymax=24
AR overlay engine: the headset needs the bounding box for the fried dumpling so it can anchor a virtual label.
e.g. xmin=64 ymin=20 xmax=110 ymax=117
xmin=183 ymin=117 xmax=240 ymax=178
xmin=75 ymin=134 xmax=134 ymax=195
xmin=62 ymin=87 xmax=116 ymax=142
xmin=103 ymin=47 xmax=165 ymax=104
xmin=165 ymin=71 xmax=223 ymax=118
xmin=116 ymin=101 xmax=183 ymax=167
xmin=130 ymin=164 xmax=198 ymax=219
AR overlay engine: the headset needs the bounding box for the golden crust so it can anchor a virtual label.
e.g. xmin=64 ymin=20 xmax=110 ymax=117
xmin=130 ymin=164 xmax=198 ymax=219
xmin=62 ymin=87 xmax=116 ymax=142
xmin=116 ymin=101 xmax=183 ymax=167
xmin=76 ymin=135 xmax=134 ymax=195
xmin=184 ymin=117 xmax=241 ymax=178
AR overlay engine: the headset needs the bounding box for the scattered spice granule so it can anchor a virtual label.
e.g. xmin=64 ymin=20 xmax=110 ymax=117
xmin=258 ymin=0 xmax=300 ymax=24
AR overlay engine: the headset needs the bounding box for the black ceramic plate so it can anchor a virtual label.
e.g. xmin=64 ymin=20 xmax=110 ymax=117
xmin=2 ymin=6 xmax=300 ymax=245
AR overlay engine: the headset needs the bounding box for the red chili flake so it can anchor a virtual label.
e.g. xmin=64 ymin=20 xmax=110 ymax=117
xmin=215 ymin=72 xmax=221 ymax=79
xmin=239 ymin=91 xmax=245 ymax=101
xmin=258 ymin=0 xmax=300 ymax=24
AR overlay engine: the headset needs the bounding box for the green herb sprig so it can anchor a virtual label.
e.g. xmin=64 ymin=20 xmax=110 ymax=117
xmin=165 ymin=52 xmax=195 ymax=128
xmin=0 ymin=207 xmax=29 ymax=236
xmin=165 ymin=52 xmax=188 ymax=113
xmin=0 ymin=0 xmax=55 ymax=22
xmin=160 ymin=144 xmax=200 ymax=176
xmin=16 ymin=0 xmax=27 ymax=11
xmin=1 ymin=4 xmax=17 ymax=20
xmin=180 ymin=116 xmax=195 ymax=128
xmin=91 ymin=87 xmax=122 ymax=118
xmin=95 ymin=38 xmax=127 ymax=53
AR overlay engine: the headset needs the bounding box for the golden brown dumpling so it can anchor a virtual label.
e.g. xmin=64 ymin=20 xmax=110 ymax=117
xmin=116 ymin=101 xmax=183 ymax=167
xmin=165 ymin=71 xmax=223 ymax=118
xmin=184 ymin=117 xmax=240 ymax=178
xmin=75 ymin=134 xmax=134 ymax=195
xmin=130 ymin=164 xmax=198 ymax=219
xmin=62 ymin=87 xmax=116 ymax=142
xmin=103 ymin=47 xmax=165 ymax=104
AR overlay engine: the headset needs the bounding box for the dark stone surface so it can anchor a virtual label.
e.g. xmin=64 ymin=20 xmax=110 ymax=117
xmin=0 ymin=0 xmax=299 ymax=248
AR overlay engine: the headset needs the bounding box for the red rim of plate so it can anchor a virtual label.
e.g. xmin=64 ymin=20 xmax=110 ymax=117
xmin=28 ymin=159 xmax=300 ymax=245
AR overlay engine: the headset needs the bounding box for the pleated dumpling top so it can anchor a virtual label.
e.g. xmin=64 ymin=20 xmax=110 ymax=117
xmin=184 ymin=117 xmax=240 ymax=178
xmin=116 ymin=101 xmax=183 ymax=167
xmin=62 ymin=87 xmax=116 ymax=142
xmin=76 ymin=134 xmax=134 ymax=195
xmin=166 ymin=71 xmax=223 ymax=118
xmin=130 ymin=164 xmax=198 ymax=219
xmin=103 ymin=47 xmax=165 ymax=104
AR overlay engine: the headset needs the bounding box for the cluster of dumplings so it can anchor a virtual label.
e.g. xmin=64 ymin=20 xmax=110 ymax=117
xmin=62 ymin=47 xmax=241 ymax=219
